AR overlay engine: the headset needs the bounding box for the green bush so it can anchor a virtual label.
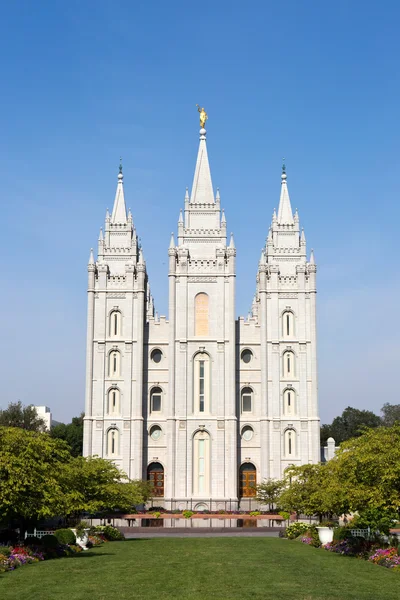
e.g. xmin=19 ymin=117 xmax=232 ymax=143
xmin=25 ymin=536 xmax=43 ymax=546
xmin=0 ymin=545 xmax=11 ymax=556
xmin=41 ymin=534 xmax=59 ymax=548
xmin=54 ymin=529 xmax=76 ymax=545
xmin=101 ymin=526 xmax=125 ymax=541
xmin=285 ymin=522 xmax=309 ymax=539
xmin=333 ymin=526 xmax=355 ymax=542
xmin=183 ymin=510 xmax=194 ymax=519
xmin=305 ymin=525 xmax=321 ymax=547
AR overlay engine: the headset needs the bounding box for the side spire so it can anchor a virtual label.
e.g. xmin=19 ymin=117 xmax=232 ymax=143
xmin=190 ymin=119 xmax=214 ymax=204
xmin=277 ymin=160 xmax=294 ymax=224
xmin=111 ymin=159 xmax=127 ymax=223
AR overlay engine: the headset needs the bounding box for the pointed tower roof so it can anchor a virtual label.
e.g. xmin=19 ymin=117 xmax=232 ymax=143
xmin=277 ymin=161 xmax=294 ymax=224
xmin=111 ymin=160 xmax=127 ymax=223
xmin=88 ymin=248 xmax=95 ymax=265
xmin=190 ymin=128 xmax=214 ymax=204
xmin=310 ymin=249 xmax=315 ymax=264
xmin=169 ymin=232 xmax=175 ymax=249
xmin=229 ymin=232 xmax=235 ymax=249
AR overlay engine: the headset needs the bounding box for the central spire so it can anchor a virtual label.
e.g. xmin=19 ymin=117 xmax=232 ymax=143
xmin=277 ymin=160 xmax=294 ymax=224
xmin=111 ymin=159 xmax=127 ymax=223
xmin=190 ymin=118 xmax=214 ymax=204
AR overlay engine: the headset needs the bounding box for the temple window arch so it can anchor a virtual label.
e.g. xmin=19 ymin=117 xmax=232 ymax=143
xmin=283 ymin=388 xmax=296 ymax=416
xmin=107 ymin=387 xmax=120 ymax=415
xmin=106 ymin=428 xmax=120 ymax=457
xmin=282 ymin=310 xmax=294 ymax=338
xmin=193 ymin=352 xmax=210 ymax=413
xmin=284 ymin=428 xmax=296 ymax=457
xmin=241 ymin=387 xmax=253 ymax=413
xmin=283 ymin=351 xmax=295 ymax=378
xmin=193 ymin=430 xmax=211 ymax=496
xmin=195 ymin=293 xmax=209 ymax=336
xmin=108 ymin=349 xmax=121 ymax=377
xmin=109 ymin=310 xmax=122 ymax=337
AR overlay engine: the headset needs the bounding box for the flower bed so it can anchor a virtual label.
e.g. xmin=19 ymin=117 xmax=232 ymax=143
xmin=0 ymin=525 xmax=123 ymax=574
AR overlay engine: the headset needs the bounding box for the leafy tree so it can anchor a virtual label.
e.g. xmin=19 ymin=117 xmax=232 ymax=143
xmin=0 ymin=401 xmax=45 ymax=431
xmin=331 ymin=424 xmax=400 ymax=513
xmin=256 ymin=478 xmax=285 ymax=510
xmin=0 ymin=426 xmax=152 ymax=534
xmin=50 ymin=413 xmax=84 ymax=457
xmin=381 ymin=403 xmax=400 ymax=427
xmin=0 ymin=426 xmax=72 ymax=530
xmin=278 ymin=463 xmax=349 ymax=520
xmin=59 ymin=456 xmax=153 ymax=518
xmin=320 ymin=406 xmax=381 ymax=445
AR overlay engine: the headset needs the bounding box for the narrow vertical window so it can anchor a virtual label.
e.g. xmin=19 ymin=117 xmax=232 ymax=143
xmin=109 ymin=311 xmax=121 ymax=337
xmin=199 ymin=361 xmax=205 ymax=412
xmin=193 ymin=431 xmax=210 ymax=495
xmin=283 ymin=351 xmax=294 ymax=378
xmin=241 ymin=387 xmax=253 ymax=413
xmin=195 ymin=293 xmax=209 ymax=336
xmin=108 ymin=388 xmax=120 ymax=415
xmin=285 ymin=429 xmax=296 ymax=457
xmin=283 ymin=389 xmax=295 ymax=416
xmin=282 ymin=311 xmax=294 ymax=338
xmin=107 ymin=428 xmax=119 ymax=457
xmin=286 ymin=314 xmax=290 ymax=336
xmin=193 ymin=353 xmax=210 ymax=413
xmin=150 ymin=387 xmax=162 ymax=413
xmin=109 ymin=351 xmax=120 ymax=377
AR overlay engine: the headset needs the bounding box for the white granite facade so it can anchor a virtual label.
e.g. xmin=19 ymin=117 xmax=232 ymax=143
xmin=83 ymin=127 xmax=320 ymax=509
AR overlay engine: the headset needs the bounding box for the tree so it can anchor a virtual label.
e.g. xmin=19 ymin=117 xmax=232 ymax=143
xmin=256 ymin=478 xmax=285 ymax=510
xmin=59 ymin=456 xmax=153 ymax=518
xmin=0 ymin=401 xmax=45 ymax=431
xmin=51 ymin=413 xmax=84 ymax=457
xmin=0 ymin=426 xmax=152 ymax=533
xmin=277 ymin=463 xmax=350 ymax=520
xmin=381 ymin=403 xmax=400 ymax=427
xmin=320 ymin=406 xmax=381 ymax=445
xmin=330 ymin=424 xmax=400 ymax=513
xmin=0 ymin=426 xmax=72 ymax=530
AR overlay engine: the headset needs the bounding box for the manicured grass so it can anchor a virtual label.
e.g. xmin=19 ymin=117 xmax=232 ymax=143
xmin=1 ymin=538 xmax=400 ymax=600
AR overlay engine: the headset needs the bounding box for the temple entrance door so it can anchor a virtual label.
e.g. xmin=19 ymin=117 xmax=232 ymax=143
xmin=239 ymin=463 xmax=257 ymax=498
xmin=147 ymin=462 xmax=164 ymax=497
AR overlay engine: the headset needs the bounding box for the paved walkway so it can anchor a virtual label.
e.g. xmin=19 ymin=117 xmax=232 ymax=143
xmin=121 ymin=526 xmax=281 ymax=538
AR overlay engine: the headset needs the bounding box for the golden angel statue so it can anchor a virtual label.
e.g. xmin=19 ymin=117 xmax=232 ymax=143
xmin=196 ymin=104 xmax=208 ymax=128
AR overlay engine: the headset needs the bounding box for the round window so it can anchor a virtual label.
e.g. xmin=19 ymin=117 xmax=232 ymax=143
xmin=150 ymin=425 xmax=162 ymax=441
xmin=241 ymin=425 xmax=254 ymax=441
xmin=241 ymin=349 xmax=253 ymax=364
xmin=151 ymin=349 xmax=162 ymax=364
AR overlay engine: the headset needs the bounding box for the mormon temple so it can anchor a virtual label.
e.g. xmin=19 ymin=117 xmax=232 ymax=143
xmin=83 ymin=114 xmax=320 ymax=509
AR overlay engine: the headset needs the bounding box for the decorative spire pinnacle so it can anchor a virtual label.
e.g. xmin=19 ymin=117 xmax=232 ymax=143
xmin=221 ymin=209 xmax=226 ymax=224
xmin=111 ymin=162 xmax=127 ymax=223
xmin=98 ymin=227 xmax=103 ymax=241
xmin=88 ymin=248 xmax=95 ymax=265
xmin=185 ymin=187 xmax=189 ymax=202
xmin=190 ymin=111 xmax=214 ymax=203
xmin=282 ymin=158 xmax=286 ymax=176
xmin=178 ymin=209 xmax=183 ymax=224
xmin=259 ymin=248 xmax=265 ymax=264
xmin=169 ymin=232 xmax=175 ymax=249
xmin=216 ymin=188 xmax=220 ymax=201
xmin=119 ymin=157 xmax=123 ymax=176
xmin=229 ymin=232 xmax=235 ymax=249
xmin=310 ymin=249 xmax=315 ymax=264
xmin=277 ymin=161 xmax=294 ymax=224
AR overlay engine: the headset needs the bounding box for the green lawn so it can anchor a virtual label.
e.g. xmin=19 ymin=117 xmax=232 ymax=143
xmin=1 ymin=538 xmax=400 ymax=600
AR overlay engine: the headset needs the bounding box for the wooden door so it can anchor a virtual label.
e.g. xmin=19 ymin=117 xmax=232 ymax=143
xmin=147 ymin=464 xmax=164 ymax=497
xmin=239 ymin=467 xmax=257 ymax=497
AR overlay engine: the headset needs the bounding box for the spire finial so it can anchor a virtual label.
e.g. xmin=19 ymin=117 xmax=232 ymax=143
xmin=118 ymin=157 xmax=123 ymax=180
xmin=281 ymin=158 xmax=287 ymax=181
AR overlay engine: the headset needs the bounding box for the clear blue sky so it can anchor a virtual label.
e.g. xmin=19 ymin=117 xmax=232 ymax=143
xmin=1 ymin=0 xmax=399 ymax=424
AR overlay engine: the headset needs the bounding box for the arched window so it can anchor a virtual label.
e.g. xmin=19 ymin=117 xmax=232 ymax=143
xmin=193 ymin=353 xmax=210 ymax=413
xmin=109 ymin=350 xmax=120 ymax=377
xmin=109 ymin=310 xmax=121 ymax=337
xmin=147 ymin=462 xmax=164 ymax=497
xmin=283 ymin=388 xmax=295 ymax=416
xmin=283 ymin=351 xmax=294 ymax=378
xmin=193 ymin=430 xmax=210 ymax=495
xmin=239 ymin=463 xmax=257 ymax=497
xmin=241 ymin=387 xmax=253 ymax=413
xmin=107 ymin=428 xmax=120 ymax=457
xmin=107 ymin=387 xmax=120 ymax=415
xmin=150 ymin=387 xmax=162 ymax=413
xmin=241 ymin=425 xmax=254 ymax=441
xmin=149 ymin=425 xmax=162 ymax=441
xmin=282 ymin=311 xmax=294 ymax=338
xmin=195 ymin=293 xmax=209 ymax=336
xmin=284 ymin=429 xmax=296 ymax=457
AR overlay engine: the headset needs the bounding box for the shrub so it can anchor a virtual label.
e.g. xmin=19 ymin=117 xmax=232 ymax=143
xmin=305 ymin=525 xmax=321 ymax=547
xmin=25 ymin=536 xmax=43 ymax=547
xmin=151 ymin=511 xmax=161 ymax=518
xmin=279 ymin=511 xmax=290 ymax=521
xmin=183 ymin=510 xmax=194 ymax=519
xmin=99 ymin=526 xmax=125 ymax=541
xmin=285 ymin=522 xmax=309 ymax=539
xmin=249 ymin=511 xmax=261 ymax=516
xmin=0 ymin=545 xmax=11 ymax=557
xmin=333 ymin=526 xmax=354 ymax=542
xmin=54 ymin=529 xmax=76 ymax=546
xmin=41 ymin=535 xmax=59 ymax=548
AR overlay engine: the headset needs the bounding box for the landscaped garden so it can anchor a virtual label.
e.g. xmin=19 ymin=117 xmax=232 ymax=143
xmin=1 ymin=537 xmax=400 ymax=600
